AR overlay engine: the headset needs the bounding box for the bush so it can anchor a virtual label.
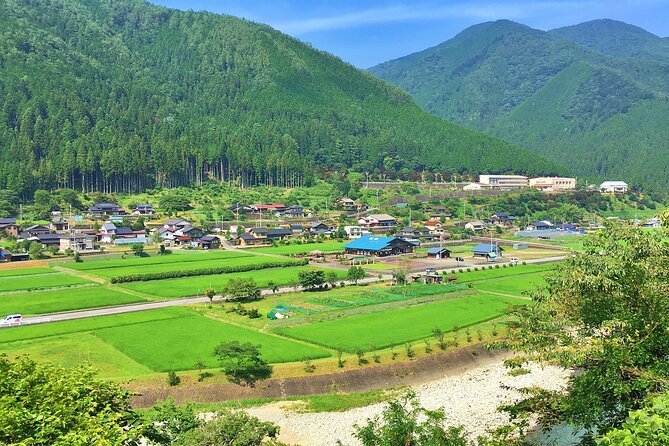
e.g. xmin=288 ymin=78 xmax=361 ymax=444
xmin=502 ymin=264 xmax=507 ymax=268
xmin=495 ymin=264 xmax=500 ymax=268
xmin=474 ymin=267 xmax=479 ymax=271
xmin=466 ymin=268 xmax=471 ymax=272
xmin=110 ymin=258 xmax=307 ymax=283
xmin=167 ymin=370 xmax=180 ymax=387
xmin=522 ymin=261 xmax=527 ymax=265
xmin=303 ymin=359 xmax=316 ymax=373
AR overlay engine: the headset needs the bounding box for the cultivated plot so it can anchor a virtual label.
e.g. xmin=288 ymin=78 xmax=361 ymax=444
xmin=276 ymin=293 xmax=527 ymax=352
xmin=0 ymin=273 xmax=92 ymax=293
xmin=0 ymin=285 xmax=145 ymax=316
xmin=248 ymin=241 xmax=346 ymax=255
xmin=119 ymin=266 xmax=346 ymax=299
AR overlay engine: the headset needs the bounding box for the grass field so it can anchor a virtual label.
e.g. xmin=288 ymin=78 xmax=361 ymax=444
xmin=276 ymin=293 xmax=527 ymax=352
xmin=0 ymin=268 xmax=55 ymax=278
xmin=0 ymin=333 xmax=154 ymax=379
xmin=0 ymin=307 xmax=328 ymax=375
xmin=472 ymin=273 xmax=547 ymax=297
xmin=0 ymin=286 xmax=145 ymax=316
xmin=65 ymin=250 xmax=252 ymax=271
xmin=119 ymin=266 xmax=346 ymax=298
xmin=68 ymin=252 xmax=294 ymax=279
xmin=96 ymin=313 xmax=329 ymax=371
xmin=248 ymin=241 xmax=346 ymax=255
xmin=448 ymin=264 xmax=553 ymax=283
xmin=0 ymin=273 xmax=92 ymax=293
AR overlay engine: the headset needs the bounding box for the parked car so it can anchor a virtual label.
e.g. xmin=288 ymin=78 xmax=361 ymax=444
xmin=509 ymin=257 xmax=519 ymax=265
xmin=0 ymin=314 xmax=22 ymax=327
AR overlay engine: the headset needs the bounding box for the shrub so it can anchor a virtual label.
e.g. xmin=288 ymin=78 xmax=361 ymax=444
xmin=495 ymin=264 xmax=500 ymax=268
xmin=167 ymin=370 xmax=180 ymax=387
xmin=522 ymin=261 xmax=527 ymax=265
xmin=474 ymin=267 xmax=479 ymax=271
xmin=466 ymin=268 xmax=471 ymax=272
xmin=110 ymin=258 xmax=307 ymax=283
xmin=405 ymin=343 xmax=415 ymax=358
xmin=336 ymin=349 xmax=345 ymax=368
xmin=303 ymin=359 xmax=316 ymax=373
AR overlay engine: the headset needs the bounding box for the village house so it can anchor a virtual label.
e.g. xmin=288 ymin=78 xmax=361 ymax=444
xmin=424 ymin=220 xmax=445 ymax=236
xmin=174 ymin=225 xmax=205 ymax=241
xmin=198 ymin=235 xmax=221 ymax=249
xmin=337 ymin=198 xmax=357 ymax=211
xmin=308 ymin=222 xmax=330 ymax=234
xmin=488 ymin=212 xmax=516 ymax=226
xmin=600 ymin=181 xmax=628 ymax=194
xmin=344 ymin=225 xmax=371 ymax=239
xmin=88 ymin=203 xmax=124 ymax=217
xmin=344 ymin=236 xmax=415 ymax=257
xmin=526 ymin=220 xmax=554 ymax=231
xmin=397 ymin=227 xmax=431 ymax=239
xmin=238 ymin=233 xmax=259 ymax=246
xmin=556 ymin=223 xmax=579 ymax=231
xmin=0 ymin=248 xmax=29 ymax=262
xmin=0 ymin=218 xmax=19 ymax=237
xmin=252 ymin=204 xmax=286 ymax=214
xmin=426 ymin=247 xmax=451 ymax=259
xmin=358 ymin=214 xmax=397 ymax=231
xmin=60 ymin=233 xmax=95 ymax=252
xmin=163 ymin=219 xmax=191 ymax=232
xmin=24 ymin=224 xmax=50 ymax=237
xmin=50 ymin=220 xmax=69 ymax=232
xmin=281 ymin=205 xmax=305 ymax=218
xmin=465 ymin=220 xmax=487 ymax=232
xmin=35 ymin=233 xmax=62 ymax=248
xmin=113 ymin=230 xmax=147 ymax=247
xmin=132 ymin=204 xmax=154 ymax=216
xmin=289 ymin=224 xmax=305 ymax=235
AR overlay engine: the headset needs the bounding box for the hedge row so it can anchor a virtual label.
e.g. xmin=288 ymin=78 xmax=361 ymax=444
xmin=109 ymin=259 xmax=308 ymax=283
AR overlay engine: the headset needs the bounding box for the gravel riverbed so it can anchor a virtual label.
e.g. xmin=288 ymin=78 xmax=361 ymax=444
xmin=243 ymin=361 xmax=569 ymax=445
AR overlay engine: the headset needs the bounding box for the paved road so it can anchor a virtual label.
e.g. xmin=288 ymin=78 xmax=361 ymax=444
xmin=19 ymin=274 xmax=393 ymax=326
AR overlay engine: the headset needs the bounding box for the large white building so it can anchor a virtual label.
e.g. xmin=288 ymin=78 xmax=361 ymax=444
xmin=600 ymin=181 xmax=628 ymax=194
xmin=479 ymin=175 xmax=528 ymax=189
xmin=529 ymin=177 xmax=577 ymax=191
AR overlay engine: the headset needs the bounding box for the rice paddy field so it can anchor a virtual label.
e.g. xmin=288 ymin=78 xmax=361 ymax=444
xmin=247 ymin=241 xmax=346 ymax=255
xmin=0 ymin=307 xmax=329 ymax=377
xmin=0 ymin=245 xmax=554 ymax=381
xmin=118 ymin=266 xmax=347 ymax=298
xmin=0 ymin=272 xmax=92 ymax=293
xmin=0 ymin=285 xmax=145 ymax=316
xmin=275 ymin=293 xmax=527 ymax=352
xmin=66 ymin=251 xmax=294 ymax=279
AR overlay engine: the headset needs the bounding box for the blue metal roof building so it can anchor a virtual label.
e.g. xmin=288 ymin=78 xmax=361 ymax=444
xmin=472 ymin=243 xmax=504 ymax=258
xmin=344 ymin=236 xmax=415 ymax=257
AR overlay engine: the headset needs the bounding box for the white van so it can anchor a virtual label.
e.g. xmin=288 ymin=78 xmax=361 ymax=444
xmin=0 ymin=314 xmax=22 ymax=327
xmin=509 ymin=257 xmax=519 ymax=265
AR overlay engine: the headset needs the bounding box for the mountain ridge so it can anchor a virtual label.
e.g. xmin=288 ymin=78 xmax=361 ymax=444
xmin=369 ymin=19 xmax=669 ymax=189
xmin=0 ymin=0 xmax=560 ymax=197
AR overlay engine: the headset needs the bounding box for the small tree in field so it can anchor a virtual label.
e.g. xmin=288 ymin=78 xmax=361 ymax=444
xmin=131 ymin=243 xmax=144 ymax=256
xmin=267 ymin=281 xmax=279 ymax=293
xmin=347 ymin=266 xmax=366 ymax=284
xmin=213 ymin=341 xmax=272 ymax=386
xmin=326 ymin=271 xmax=338 ymax=288
xmin=298 ymin=269 xmax=325 ymax=291
xmin=220 ymin=278 xmax=260 ymax=302
xmin=204 ymin=288 xmax=216 ymax=306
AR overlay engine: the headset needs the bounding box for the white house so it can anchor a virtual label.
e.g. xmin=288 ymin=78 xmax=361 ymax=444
xmin=464 ymin=220 xmax=487 ymax=232
xmin=600 ymin=181 xmax=628 ymax=194
xmin=344 ymin=226 xmax=371 ymax=239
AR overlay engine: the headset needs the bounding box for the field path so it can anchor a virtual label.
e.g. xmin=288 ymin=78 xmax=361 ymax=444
xmin=17 ymin=275 xmax=391 ymax=326
xmin=52 ymin=265 xmax=106 ymax=284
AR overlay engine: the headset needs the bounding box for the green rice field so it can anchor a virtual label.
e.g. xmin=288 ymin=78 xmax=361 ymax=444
xmin=248 ymin=241 xmax=346 ymax=255
xmin=0 ymin=307 xmax=328 ymax=375
xmin=65 ymin=250 xmax=251 ymax=271
xmin=275 ymin=293 xmax=528 ymax=352
xmin=0 ymin=285 xmax=145 ymax=316
xmin=472 ymin=273 xmax=547 ymax=297
xmin=448 ymin=264 xmax=552 ymax=282
xmin=68 ymin=252 xmax=294 ymax=279
xmin=0 ymin=273 xmax=92 ymax=293
xmin=0 ymin=268 xmax=55 ymax=278
xmin=119 ymin=266 xmax=346 ymax=298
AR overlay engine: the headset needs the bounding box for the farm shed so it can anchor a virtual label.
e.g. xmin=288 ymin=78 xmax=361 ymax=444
xmin=344 ymin=236 xmax=415 ymax=257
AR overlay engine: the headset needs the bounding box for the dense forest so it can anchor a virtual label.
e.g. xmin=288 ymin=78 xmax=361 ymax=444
xmin=0 ymin=0 xmax=560 ymax=198
xmin=369 ymin=19 xmax=669 ymax=190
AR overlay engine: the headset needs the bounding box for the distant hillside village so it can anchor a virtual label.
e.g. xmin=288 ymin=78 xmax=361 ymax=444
xmin=0 ymin=175 xmax=644 ymax=263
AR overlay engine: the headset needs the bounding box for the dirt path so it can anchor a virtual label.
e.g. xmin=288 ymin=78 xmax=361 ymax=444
xmin=52 ymin=265 xmax=106 ymax=284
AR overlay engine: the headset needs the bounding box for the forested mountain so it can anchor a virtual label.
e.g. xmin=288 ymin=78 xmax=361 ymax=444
xmin=550 ymin=19 xmax=669 ymax=64
xmin=0 ymin=0 xmax=559 ymax=197
xmin=369 ymin=20 xmax=669 ymax=189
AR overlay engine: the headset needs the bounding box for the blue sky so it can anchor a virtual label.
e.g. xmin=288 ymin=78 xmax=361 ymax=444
xmin=151 ymin=0 xmax=669 ymax=68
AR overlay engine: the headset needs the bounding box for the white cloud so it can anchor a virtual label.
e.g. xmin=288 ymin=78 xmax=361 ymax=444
xmin=272 ymin=1 xmax=599 ymax=35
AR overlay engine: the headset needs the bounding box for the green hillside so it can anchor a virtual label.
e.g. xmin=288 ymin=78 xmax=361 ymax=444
xmin=550 ymin=19 xmax=669 ymax=64
xmin=0 ymin=0 xmax=558 ymax=197
xmin=369 ymin=20 xmax=669 ymax=189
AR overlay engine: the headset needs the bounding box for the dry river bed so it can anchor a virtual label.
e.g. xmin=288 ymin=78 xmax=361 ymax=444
xmin=241 ymin=361 xmax=569 ymax=445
